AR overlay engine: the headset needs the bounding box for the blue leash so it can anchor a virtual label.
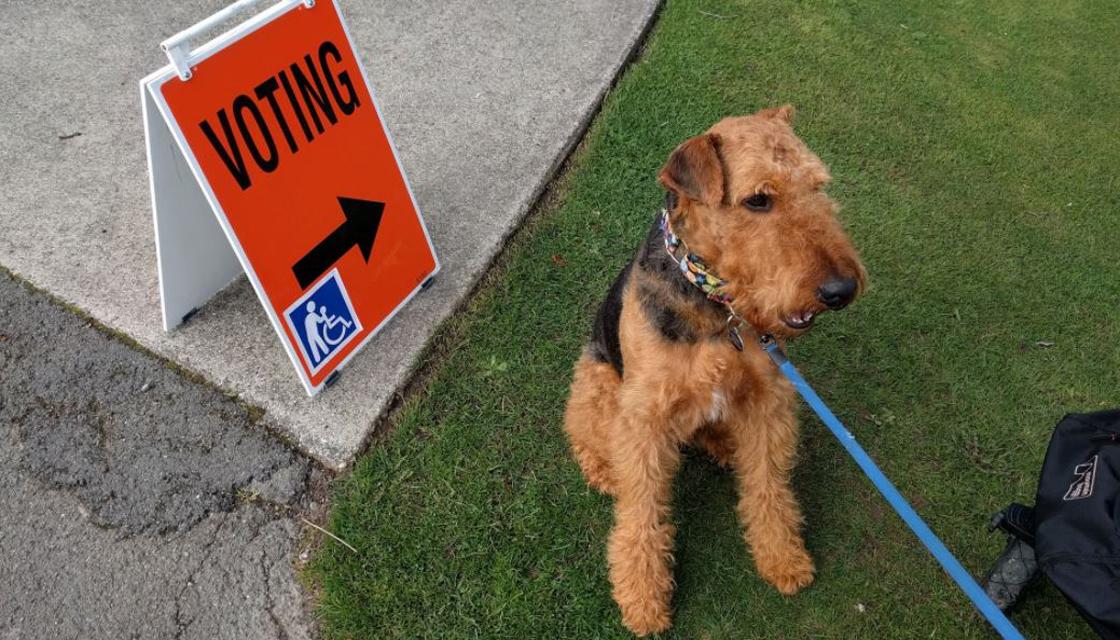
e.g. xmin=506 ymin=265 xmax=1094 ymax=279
xmin=760 ymin=336 xmax=1025 ymax=640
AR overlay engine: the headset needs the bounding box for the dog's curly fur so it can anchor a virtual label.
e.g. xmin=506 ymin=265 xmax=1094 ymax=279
xmin=563 ymin=106 xmax=867 ymax=635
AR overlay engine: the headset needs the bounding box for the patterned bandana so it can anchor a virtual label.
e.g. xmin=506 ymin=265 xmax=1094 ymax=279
xmin=660 ymin=210 xmax=733 ymax=305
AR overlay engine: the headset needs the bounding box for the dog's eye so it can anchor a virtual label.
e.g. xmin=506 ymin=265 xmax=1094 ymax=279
xmin=743 ymin=193 xmax=772 ymax=212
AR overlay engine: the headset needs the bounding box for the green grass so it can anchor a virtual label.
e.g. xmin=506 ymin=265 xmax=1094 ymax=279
xmin=310 ymin=1 xmax=1120 ymax=637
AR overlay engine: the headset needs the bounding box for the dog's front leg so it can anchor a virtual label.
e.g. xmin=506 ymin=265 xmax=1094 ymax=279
xmin=729 ymin=382 xmax=815 ymax=595
xmin=606 ymin=399 xmax=681 ymax=636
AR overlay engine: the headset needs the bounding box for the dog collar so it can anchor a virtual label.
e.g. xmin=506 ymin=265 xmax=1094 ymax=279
xmin=660 ymin=210 xmax=733 ymax=305
xmin=660 ymin=209 xmax=746 ymax=350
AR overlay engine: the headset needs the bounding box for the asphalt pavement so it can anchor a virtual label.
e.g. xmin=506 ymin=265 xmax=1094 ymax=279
xmin=0 ymin=271 xmax=319 ymax=639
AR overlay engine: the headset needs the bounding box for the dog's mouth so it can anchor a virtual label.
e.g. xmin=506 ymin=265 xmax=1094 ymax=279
xmin=783 ymin=310 xmax=816 ymax=330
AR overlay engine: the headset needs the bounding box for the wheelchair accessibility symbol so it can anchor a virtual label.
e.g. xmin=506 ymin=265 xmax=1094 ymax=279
xmin=284 ymin=270 xmax=362 ymax=375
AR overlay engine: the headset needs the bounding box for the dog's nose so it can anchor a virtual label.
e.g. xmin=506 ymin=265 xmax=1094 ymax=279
xmin=817 ymin=277 xmax=858 ymax=310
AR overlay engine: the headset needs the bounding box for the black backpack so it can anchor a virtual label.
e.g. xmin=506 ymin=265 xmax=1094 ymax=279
xmin=985 ymin=409 xmax=1120 ymax=639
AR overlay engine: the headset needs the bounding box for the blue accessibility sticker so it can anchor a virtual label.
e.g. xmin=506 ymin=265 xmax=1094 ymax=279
xmin=284 ymin=269 xmax=362 ymax=374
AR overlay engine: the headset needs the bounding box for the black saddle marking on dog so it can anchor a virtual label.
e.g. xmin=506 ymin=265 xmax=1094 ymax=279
xmin=590 ymin=261 xmax=631 ymax=376
xmin=637 ymin=282 xmax=696 ymax=343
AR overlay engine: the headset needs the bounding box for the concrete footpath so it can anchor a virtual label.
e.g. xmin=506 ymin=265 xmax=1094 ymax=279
xmin=0 ymin=0 xmax=659 ymax=469
xmin=0 ymin=272 xmax=320 ymax=639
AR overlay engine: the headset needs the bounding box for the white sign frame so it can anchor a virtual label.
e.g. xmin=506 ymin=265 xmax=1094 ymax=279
xmin=141 ymin=0 xmax=440 ymax=396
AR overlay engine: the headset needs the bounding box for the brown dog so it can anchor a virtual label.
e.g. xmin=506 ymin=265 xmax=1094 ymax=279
xmin=563 ymin=106 xmax=866 ymax=635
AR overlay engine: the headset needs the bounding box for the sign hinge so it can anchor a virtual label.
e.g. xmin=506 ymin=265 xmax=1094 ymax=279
xmin=161 ymin=41 xmax=194 ymax=81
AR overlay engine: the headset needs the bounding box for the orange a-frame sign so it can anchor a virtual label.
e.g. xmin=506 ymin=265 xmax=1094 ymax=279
xmin=141 ymin=0 xmax=439 ymax=395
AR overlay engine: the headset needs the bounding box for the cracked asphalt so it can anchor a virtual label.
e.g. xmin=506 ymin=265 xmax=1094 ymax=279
xmin=0 ymin=271 xmax=320 ymax=639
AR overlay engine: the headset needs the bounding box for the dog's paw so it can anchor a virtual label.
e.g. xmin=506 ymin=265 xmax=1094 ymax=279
xmin=757 ymin=549 xmax=815 ymax=595
xmin=611 ymin=569 xmax=672 ymax=636
xmin=618 ymin=598 xmax=672 ymax=637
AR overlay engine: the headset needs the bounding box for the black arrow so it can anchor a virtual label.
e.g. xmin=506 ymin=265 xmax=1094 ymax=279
xmin=292 ymin=197 xmax=384 ymax=289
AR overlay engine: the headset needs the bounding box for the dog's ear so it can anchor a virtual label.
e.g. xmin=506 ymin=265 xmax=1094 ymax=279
xmin=658 ymin=133 xmax=725 ymax=207
xmin=757 ymin=104 xmax=795 ymax=124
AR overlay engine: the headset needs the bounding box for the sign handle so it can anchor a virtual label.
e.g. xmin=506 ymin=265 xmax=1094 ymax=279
xmin=160 ymin=0 xmax=315 ymax=81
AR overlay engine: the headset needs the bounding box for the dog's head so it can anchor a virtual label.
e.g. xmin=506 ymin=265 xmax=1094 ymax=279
xmin=658 ymin=106 xmax=866 ymax=338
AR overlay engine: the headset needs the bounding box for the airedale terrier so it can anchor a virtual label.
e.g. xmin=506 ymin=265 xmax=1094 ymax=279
xmin=563 ymin=106 xmax=866 ymax=635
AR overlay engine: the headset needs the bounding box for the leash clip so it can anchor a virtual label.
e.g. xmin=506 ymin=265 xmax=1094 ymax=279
xmin=758 ymin=333 xmax=788 ymax=366
xmin=726 ymin=313 xmax=744 ymax=351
